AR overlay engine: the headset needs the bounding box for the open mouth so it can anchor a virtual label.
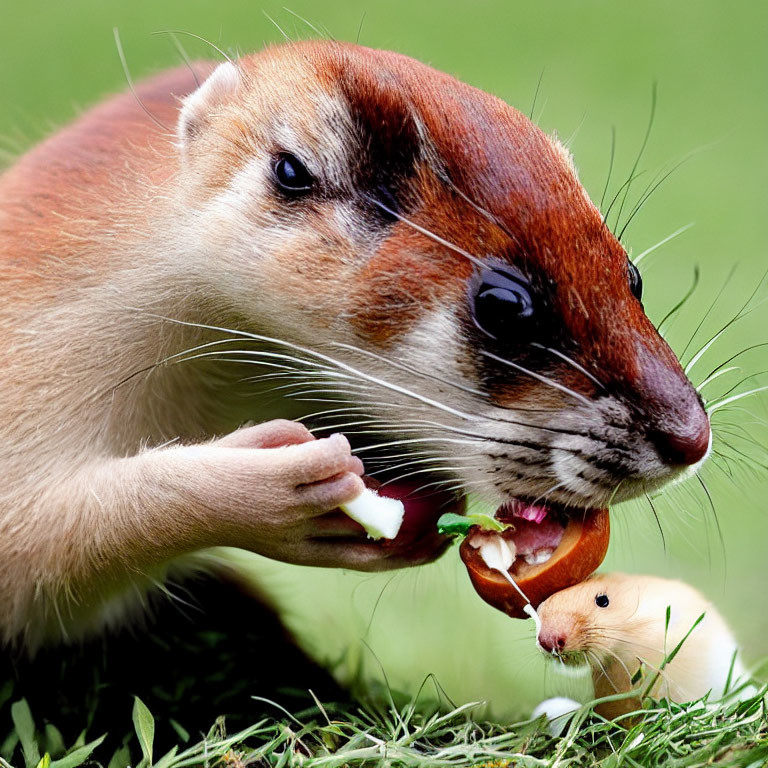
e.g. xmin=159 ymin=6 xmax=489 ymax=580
xmin=459 ymin=499 xmax=610 ymax=619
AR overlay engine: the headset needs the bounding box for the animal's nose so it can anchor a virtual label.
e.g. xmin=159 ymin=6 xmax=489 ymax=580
xmin=632 ymin=342 xmax=712 ymax=467
xmin=538 ymin=630 xmax=566 ymax=654
xmin=649 ymin=410 xmax=711 ymax=467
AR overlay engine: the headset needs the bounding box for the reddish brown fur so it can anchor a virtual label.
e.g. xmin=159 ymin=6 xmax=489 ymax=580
xmin=0 ymin=65 xmax=211 ymax=303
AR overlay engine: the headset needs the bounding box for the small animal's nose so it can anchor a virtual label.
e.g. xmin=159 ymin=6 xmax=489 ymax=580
xmin=649 ymin=414 xmax=711 ymax=467
xmin=538 ymin=630 xmax=566 ymax=654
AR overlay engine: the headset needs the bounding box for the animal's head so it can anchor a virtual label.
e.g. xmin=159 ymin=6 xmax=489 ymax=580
xmin=535 ymin=572 xmax=648 ymax=662
xmin=173 ymin=41 xmax=709 ymax=570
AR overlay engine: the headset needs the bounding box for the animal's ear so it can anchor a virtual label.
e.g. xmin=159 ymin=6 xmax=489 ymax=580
xmin=177 ymin=61 xmax=241 ymax=150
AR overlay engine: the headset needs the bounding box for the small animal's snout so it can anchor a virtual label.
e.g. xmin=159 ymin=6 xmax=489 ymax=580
xmin=538 ymin=630 xmax=567 ymax=654
xmin=649 ymin=418 xmax=711 ymax=467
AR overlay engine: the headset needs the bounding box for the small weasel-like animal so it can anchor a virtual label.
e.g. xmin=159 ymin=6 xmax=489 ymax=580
xmin=536 ymin=573 xmax=751 ymax=718
xmin=0 ymin=41 xmax=711 ymax=650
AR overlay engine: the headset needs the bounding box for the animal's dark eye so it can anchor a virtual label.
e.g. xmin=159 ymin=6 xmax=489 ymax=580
xmin=273 ymin=153 xmax=314 ymax=195
xmin=628 ymin=262 xmax=643 ymax=302
xmin=595 ymin=594 xmax=610 ymax=608
xmin=471 ymin=268 xmax=535 ymax=340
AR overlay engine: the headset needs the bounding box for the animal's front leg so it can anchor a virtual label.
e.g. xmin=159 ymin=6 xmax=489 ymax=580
xmin=1 ymin=420 xmax=401 ymax=646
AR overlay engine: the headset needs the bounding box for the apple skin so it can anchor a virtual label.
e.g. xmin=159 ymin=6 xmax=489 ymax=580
xmin=459 ymin=509 xmax=610 ymax=619
xmin=370 ymin=481 xmax=464 ymax=562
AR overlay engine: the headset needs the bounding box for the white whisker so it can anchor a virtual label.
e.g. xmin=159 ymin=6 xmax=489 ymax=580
xmin=480 ymin=349 xmax=591 ymax=406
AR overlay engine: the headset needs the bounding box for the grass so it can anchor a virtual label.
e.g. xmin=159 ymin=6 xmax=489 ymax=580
xmin=2 ymin=681 xmax=767 ymax=768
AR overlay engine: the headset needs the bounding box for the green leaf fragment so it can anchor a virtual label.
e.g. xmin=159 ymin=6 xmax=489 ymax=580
xmin=467 ymin=513 xmax=511 ymax=532
xmin=437 ymin=512 xmax=511 ymax=536
xmin=436 ymin=512 xmax=473 ymax=535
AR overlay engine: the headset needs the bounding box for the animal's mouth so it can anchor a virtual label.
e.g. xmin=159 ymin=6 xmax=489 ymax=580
xmin=491 ymin=500 xmax=573 ymax=575
xmin=346 ymin=436 xmax=607 ymax=586
xmin=459 ymin=500 xmax=611 ymax=618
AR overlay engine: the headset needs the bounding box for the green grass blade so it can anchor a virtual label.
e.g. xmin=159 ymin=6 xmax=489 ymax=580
xmin=49 ymin=735 xmax=105 ymax=768
xmin=106 ymin=745 xmax=131 ymax=768
xmin=132 ymin=697 xmax=155 ymax=768
xmin=152 ymin=745 xmax=178 ymax=768
xmin=42 ymin=726 xmax=65 ymax=759
xmin=11 ymin=699 xmax=40 ymax=768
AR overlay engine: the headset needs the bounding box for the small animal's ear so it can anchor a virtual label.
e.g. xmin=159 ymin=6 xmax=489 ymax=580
xmin=177 ymin=61 xmax=241 ymax=150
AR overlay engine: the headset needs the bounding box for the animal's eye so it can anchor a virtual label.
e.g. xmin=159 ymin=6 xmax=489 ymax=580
xmin=595 ymin=594 xmax=610 ymax=608
xmin=628 ymin=262 xmax=643 ymax=302
xmin=273 ymin=153 xmax=314 ymax=195
xmin=471 ymin=268 xmax=535 ymax=340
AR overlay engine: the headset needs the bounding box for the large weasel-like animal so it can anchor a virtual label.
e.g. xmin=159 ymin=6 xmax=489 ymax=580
xmin=0 ymin=41 xmax=710 ymax=650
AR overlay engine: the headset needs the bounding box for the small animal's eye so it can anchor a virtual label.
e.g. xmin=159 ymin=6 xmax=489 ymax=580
xmin=471 ymin=268 xmax=535 ymax=340
xmin=595 ymin=594 xmax=610 ymax=608
xmin=273 ymin=153 xmax=314 ymax=195
xmin=628 ymin=262 xmax=643 ymax=302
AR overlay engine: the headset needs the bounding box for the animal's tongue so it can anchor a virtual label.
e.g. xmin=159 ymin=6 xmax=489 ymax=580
xmin=501 ymin=499 xmax=550 ymax=525
xmin=496 ymin=499 xmax=564 ymax=557
xmin=508 ymin=517 xmax=565 ymax=556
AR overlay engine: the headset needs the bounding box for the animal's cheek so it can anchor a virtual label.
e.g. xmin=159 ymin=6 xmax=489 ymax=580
xmin=258 ymin=228 xmax=362 ymax=326
xmin=346 ymin=233 xmax=471 ymax=346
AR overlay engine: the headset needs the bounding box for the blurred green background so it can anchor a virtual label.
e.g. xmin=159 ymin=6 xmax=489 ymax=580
xmin=2 ymin=1 xmax=766 ymax=719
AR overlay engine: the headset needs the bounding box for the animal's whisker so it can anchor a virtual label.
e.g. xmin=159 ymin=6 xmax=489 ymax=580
xmin=530 ymin=481 xmax=568 ymax=509
xmin=657 ymin=266 xmax=700 ymax=336
xmin=599 ymin=125 xmax=617 ymax=211
xmin=330 ymin=341 xmax=487 ymax=397
xmin=404 ymin=476 xmax=486 ymax=498
xmin=678 ymin=266 xmax=738 ymax=367
xmin=644 ymin=492 xmax=666 ymax=553
xmin=695 ymin=472 xmax=726 ymax=569
xmin=378 ymin=463 xmax=481 ymax=489
xmin=706 ymin=385 xmax=768 ymax=414
xmin=365 ymin=454 xmax=472 ymax=476
xmin=697 ymin=342 xmax=768 ymax=388
xmin=696 ymin=365 xmax=741 ymax=393
xmin=613 ymin=82 xmax=657 ymax=235
xmin=307 ymin=419 xmax=391 ymax=434
xmin=166 ymin=343 xmax=483 ymax=423
xmin=591 ymin=642 xmax=634 ymax=683
xmin=530 ymin=343 xmax=605 ymax=390
xmin=633 ymin=223 xmax=694 ymax=266
xmin=479 ymin=349 xmax=592 ymax=406
xmin=433 ymin=169 xmax=530 ymax=258
xmin=352 ymin=437 xmax=484 ymax=455
xmin=586 ymin=650 xmax=620 ymax=694
xmin=683 ymin=267 xmax=768 ymax=375
xmin=113 ymin=28 xmax=172 ymax=133
xmin=601 ymin=169 xmax=648 ymax=230
xmin=362 ymin=193 xmax=487 ymax=269
xmin=169 ymin=342 xmax=611 ymax=443
xmin=598 ymin=633 xmax=665 ymax=656
xmin=617 ymin=153 xmax=692 ymax=241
